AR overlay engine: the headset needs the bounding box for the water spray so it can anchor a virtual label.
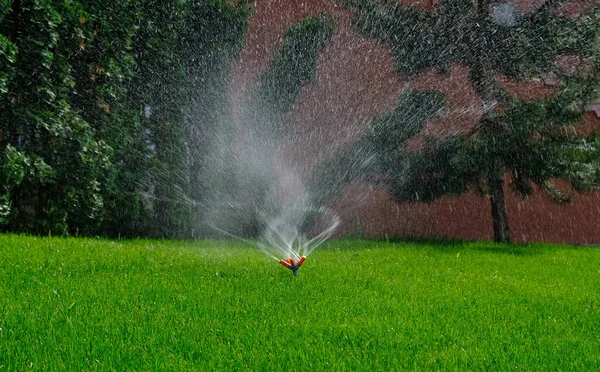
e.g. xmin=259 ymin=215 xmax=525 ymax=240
xmin=259 ymin=205 xmax=339 ymax=276
xmin=210 ymin=172 xmax=340 ymax=276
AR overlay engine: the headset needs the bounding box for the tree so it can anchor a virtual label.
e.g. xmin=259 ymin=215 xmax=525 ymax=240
xmin=64 ymin=0 xmax=147 ymax=237
xmin=0 ymin=0 xmax=252 ymax=238
xmin=181 ymin=0 xmax=251 ymax=237
xmin=316 ymin=0 xmax=600 ymax=242
xmin=0 ymin=0 xmax=123 ymax=234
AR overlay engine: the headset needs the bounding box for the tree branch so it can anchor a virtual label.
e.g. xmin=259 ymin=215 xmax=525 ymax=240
xmin=529 ymin=0 xmax=565 ymax=22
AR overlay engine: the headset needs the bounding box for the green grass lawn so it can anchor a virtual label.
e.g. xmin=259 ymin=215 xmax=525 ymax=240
xmin=0 ymin=234 xmax=599 ymax=370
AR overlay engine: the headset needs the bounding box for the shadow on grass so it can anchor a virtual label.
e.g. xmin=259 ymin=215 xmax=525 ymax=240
xmin=325 ymin=236 xmax=562 ymax=256
xmin=463 ymin=243 xmax=552 ymax=256
xmin=398 ymin=237 xmax=560 ymax=256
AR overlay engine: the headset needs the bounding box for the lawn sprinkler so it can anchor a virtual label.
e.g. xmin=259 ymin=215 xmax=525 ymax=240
xmin=279 ymin=256 xmax=306 ymax=276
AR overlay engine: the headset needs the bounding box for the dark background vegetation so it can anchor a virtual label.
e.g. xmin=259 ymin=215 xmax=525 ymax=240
xmin=1 ymin=0 xmax=599 ymax=242
xmin=0 ymin=0 xmax=251 ymax=238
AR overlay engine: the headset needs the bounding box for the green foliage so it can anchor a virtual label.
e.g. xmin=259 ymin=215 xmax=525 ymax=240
xmin=93 ymin=0 xmax=251 ymax=238
xmin=0 ymin=33 xmax=16 ymax=95
xmin=343 ymin=0 xmax=442 ymax=75
xmin=184 ymin=0 xmax=250 ymax=58
xmin=314 ymin=89 xmax=447 ymax=203
xmin=344 ymin=0 xmax=596 ymax=80
xmin=563 ymin=133 xmax=600 ymax=191
xmin=181 ymin=1 xmax=251 ymax=237
xmin=0 ymin=0 xmax=251 ymax=237
xmin=1 ymin=144 xmax=55 ymax=186
xmin=112 ymin=0 xmax=191 ymax=238
xmin=0 ymin=0 xmax=114 ymax=234
xmin=61 ymin=0 xmax=142 ymax=236
xmin=365 ymin=90 xmax=446 ymax=146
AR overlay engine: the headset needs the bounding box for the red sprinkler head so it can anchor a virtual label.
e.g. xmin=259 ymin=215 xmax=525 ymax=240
xmin=279 ymin=256 xmax=306 ymax=276
xmin=279 ymin=259 xmax=292 ymax=268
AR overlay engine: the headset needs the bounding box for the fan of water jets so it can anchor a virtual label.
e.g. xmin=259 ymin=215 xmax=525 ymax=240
xmin=208 ymin=168 xmax=340 ymax=271
xmin=257 ymin=205 xmax=340 ymax=262
xmin=256 ymin=170 xmax=340 ymax=264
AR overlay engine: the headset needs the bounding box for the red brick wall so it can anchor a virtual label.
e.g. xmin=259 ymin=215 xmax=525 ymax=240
xmin=230 ymin=0 xmax=600 ymax=244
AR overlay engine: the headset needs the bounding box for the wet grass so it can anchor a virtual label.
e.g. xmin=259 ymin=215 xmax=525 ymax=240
xmin=1 ymin=234 xmax=599 ymax=370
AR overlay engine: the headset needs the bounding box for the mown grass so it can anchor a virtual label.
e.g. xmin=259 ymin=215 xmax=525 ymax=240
xmin=0 ymin=234 xmax=599 ymax=370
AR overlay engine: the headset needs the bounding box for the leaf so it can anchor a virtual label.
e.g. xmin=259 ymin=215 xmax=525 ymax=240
xmin=41 ymin=50 xmax=53 ymax=69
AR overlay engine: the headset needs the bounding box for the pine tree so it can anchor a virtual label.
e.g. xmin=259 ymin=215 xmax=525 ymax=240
xmin=317 ymin=0 xmax=600 ymax=242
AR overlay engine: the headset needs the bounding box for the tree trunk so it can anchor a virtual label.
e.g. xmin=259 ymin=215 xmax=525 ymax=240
xmin=474 ymin=0 xmax=511 ymax=243
xmin=488 ymin=169 xmax=511 ymax=243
